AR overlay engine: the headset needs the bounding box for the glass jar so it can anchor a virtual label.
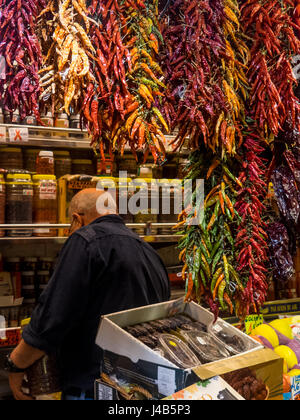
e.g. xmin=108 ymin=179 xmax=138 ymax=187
xmin=54 ymin=151 xmax=72 ymax=179
xmin=6 ymin=173 xmax=33 ymax=237
xmin=21 ymin=271 xmax=35 ymax=286
xmin=132 ymin=179 xmax=159 ymax=235
xmin=54 ymin=113 xmax=69 ymax=138
xmin=4 ymin=110 xmax=20 ymax=124
xmin=32 ymin=175 xmax=57 ymax=237
xmin=0 ymin=174 xmax=5 ymax=237
xmin=72 ymin=159 xmax=94 ymax=175
xmin=36 ymin=151 xmax=54 ymax=175
xmin=22 ymin=115 xmax=36 ymax=126
xmin=118 ymin=155 xmax=137 ymax=178
xmin=97 ymin=155 xmax=115 ymax=177
xmin=40 ymin=112 xmax=54 ymax=138
xmin=4 ymin=257 xmax=21 ymax=272
xmin=38 ymin=257 xmax=55 ymax=272
xmin=24 ymin=149 xmax=40 ymax=173
xmin=22 ymin=258 xmax=38 ymax=272
xmin=0 ymin=147 xmax=23 ymax=170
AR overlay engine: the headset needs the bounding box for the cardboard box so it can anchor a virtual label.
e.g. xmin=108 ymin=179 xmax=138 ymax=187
xmin=96 ymin=299 xmax=283 ymax=399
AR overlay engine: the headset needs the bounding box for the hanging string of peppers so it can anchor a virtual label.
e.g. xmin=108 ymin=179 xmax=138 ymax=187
xmin=37 ymin=0 xmax=95 ymax=116
xmin=81 ymin=0 xmax=169 ymax=161
xmin=0 ymin=0 xmax=46 ymax=123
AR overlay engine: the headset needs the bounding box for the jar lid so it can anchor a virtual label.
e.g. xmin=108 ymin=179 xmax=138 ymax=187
xmin=72 ymin=159 xmax=93 ymax=164
xmin=21 ymin=271 xmax=35 ymax=276
xmin=54 ymin=150 xmax=70 ymax=156
xmin=0 ymin=147 xmax=22 ymax=152
xmin=32 ymin=174 xmax=56 ymax=181
xmin=55 ymin=113 xmax=68 ymax=118
xmin=6 ymin=173 xmax=32 ymax=180
xmin=37 ymin=271 xmax=50 ymax=275
xmin=38 ymin=151 xmax=54 ymax=157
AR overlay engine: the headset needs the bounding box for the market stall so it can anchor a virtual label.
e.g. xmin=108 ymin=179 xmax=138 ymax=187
xmin=0 ymin=0 xmax=299 ymax=401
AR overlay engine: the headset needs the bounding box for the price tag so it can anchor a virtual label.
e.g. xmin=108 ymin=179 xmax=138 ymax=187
xmin=0 ymin=56 xmax=5 ymax=80
xmin=0 ymin=127 xmax=6 ymax=142
xmin=9 ymin=127 xmax=29 ymax=143
xmin=244 ymin=314 xmax=264 ymax=335
xmin=157 ymin=366 xmax=176 ymax=397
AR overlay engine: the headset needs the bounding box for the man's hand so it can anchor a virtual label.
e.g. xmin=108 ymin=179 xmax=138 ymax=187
xmin=8 ymin=372 xmax=34 ymax=400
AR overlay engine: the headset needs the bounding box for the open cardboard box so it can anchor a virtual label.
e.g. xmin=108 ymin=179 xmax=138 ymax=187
xmin=96 ymin=298 xmax=283 ymax=400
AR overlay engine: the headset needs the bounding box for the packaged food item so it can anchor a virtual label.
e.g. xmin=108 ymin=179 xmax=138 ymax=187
xmin=183 ymin=331 xmax=230 ymax=363
xmin=158 ymin=334 xmax=201 ymax=369
xmin=53 ymin=113 xmax=69 ymax=138
xmin=0 ymin=147 xmax=23 ymax=170
xmin=139 ymin=336 xmax=157 ymax=349
xmin=6 ymin=173 xmax=33 ymax=237
xmin=208 ymin=322 xmax=249 ymax=355
xmin=32 ymin=175 xmax=57 ymax=237
xmin=72 ymin=159 xmax=94 ymax=176
xmin=36 ymin=151 xmax=54 ymax=175
xmin=24 ymin=149 xmax=40 ymax=173
xmin=54 ymin=151 xmax=72 ymax=179
xmin=21 ymin=258 xmax=38 ymax=272
xmin=0 ymin=174 xmax=5 ymax=237
xmin=26 ymin=354 xmax=62 ymax=398
xmin=40 ymin=112 xmax=54 ymax=138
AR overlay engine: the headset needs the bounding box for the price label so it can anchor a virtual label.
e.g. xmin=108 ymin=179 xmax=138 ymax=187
xmin=157 ymin=366 xmax=176 ymax=397
xmin=0 ymin=127 xmax=6 ymax=142
xmin=9 ymin=127 xmax=29 ymax=143
xmin=244 ymin=314 xmax=264 ymax=335
xmin=0 ymin=56 xmax=5 ymax=80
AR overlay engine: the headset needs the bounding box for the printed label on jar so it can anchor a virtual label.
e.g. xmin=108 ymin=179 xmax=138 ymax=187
xmin=0 ymin=127 xmax=6 ymax=142
xmin=39 ymin=184 xmax=57 ymax=200
xmin=23 ymin=189 xmax=33 ymax=196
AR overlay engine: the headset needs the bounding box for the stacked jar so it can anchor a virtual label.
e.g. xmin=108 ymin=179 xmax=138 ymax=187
xmin=24 ymin=149 xmax=40 ymax=173
xmin=72 ymin=159 xmax=94 ymax=175
xmin=36 ymin=151 xmax=55 ymax=175
xmin=0 ymin=147 xmax=23 ymax=170
xmin=54 ymin=150 xmax=72 ymax=179
xmin=6 ymin=173 xmax=33 ymax=237
xmin=0 ymin=174 xmax=5 ymax=237
xmin=32 ymin=175 xmax=58 ymax=237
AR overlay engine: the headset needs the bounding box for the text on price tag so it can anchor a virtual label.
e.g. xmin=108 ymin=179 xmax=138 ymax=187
xmin=0 ymin=127 xmax=6 ymax=142
xmin=8 ymin=127 xmax=29 ymax=143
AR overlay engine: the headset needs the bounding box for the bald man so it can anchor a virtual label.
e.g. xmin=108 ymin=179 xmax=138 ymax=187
xmin=6 ymin=189 xmax=170 ymax=400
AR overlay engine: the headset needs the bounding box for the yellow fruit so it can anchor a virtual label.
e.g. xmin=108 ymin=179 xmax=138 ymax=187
xmin=274 ymin=346 xmax=298 ymax=370
xmin=283 ymin=359 xmax=288 ymax=374
xmin=288 ymin=369 xmax=300 ymax=377
xmin=269 ymin=319 xmax=293 ymax=340
xmin=252 ymin=324 xmax=279 ymax=348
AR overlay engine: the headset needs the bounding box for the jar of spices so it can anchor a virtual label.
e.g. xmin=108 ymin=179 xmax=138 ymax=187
xmin=6 ymin=173 xmax=33 ymax=237
xmin=0 ymin=147 xmax=23 ymax=170
xmin=22 ymin=258 xmax=38 ymax=272
xmin=54 ymin=150 xmax=72 ymax=179
xmin=69 ymin=114 xmax=84 ymax=139
xmin=32 ymin=175 xmax=57 ymax=237
xmin=40 ymin=112 xmax=54 ymax=138
xmin=22 ymin=115 xmax=36 ymax=126
xmin=4 ymin=110 xmax=20 ymax=125
xmin=24 ymin=149 xmax=40 ymax=173
xmin=36 ymin=151 xmax=54 ymax=175
xmin=21 ymin=271 xmax=35 ymax=286
xmin=53 ymin=113 xmax=69 ymax=139
xmin=38 ymin=257 xmax=55 ymax=272
xmin=72 ymin=159 xmax=94 ymax=176
xmin=0 ymin=174 xmax=5 ymax=237
xmin=118 ymin=155 xmax=137 ymax=178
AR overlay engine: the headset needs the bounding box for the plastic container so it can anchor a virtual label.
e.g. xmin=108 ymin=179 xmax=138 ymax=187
xmin=54 ymin=113 xmax=69 ymax=138
xmin=36 ymin=151 xmax=54 ymax=175
xmin=40 ymin=112 xmax=54 ymax=138
xmin=0 ymin=174 xmax=5 ymax=237
xmin=32 ymin=175 xmax=57 ymax=237
xmin=208 ymin=321 xmax=250 ymax=356
xmin=54 ymin=150 xmax=72 ymax=179
xmin=24 ymin=149 xmax=40 ymax=173
xmin=6 ymin=173 xmax=33 ymax=237
xmin=183 ymin=331 xmax=230 ymax=363
xmin=0 ymin=147 xmax=23 ymax=170
xmin=158 ymin=334 xmax=201 ymax=369
xmin=26 ymin=354 xmax=62 ymax=397
xmin=72 ymin=159 xmax=94 ymax=176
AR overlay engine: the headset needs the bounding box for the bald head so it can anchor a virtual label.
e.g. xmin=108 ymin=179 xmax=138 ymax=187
xmin=69 ymin=188 xmax=117 ymax=225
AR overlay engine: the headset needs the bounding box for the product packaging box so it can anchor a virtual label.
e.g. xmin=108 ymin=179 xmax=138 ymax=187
xmin=96 ymin=298 xmax=283 ymax=400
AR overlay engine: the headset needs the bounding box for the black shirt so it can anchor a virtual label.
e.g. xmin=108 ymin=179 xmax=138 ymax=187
xmin=23 ymin=215 xmax=170 ymax=391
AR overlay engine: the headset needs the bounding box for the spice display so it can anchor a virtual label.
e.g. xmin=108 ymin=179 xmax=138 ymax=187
xmin=5 ymin=173 xmax=33 ymax=237
xmin=36 ymin=151 xmax=54 ymax=175
xmin=32 ymin=174 xmax=57 ymax=237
